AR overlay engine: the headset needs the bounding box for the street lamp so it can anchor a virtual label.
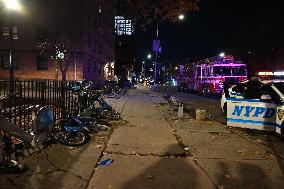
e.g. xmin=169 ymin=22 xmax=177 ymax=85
xmin=147 ymin=54 xmax=152 ymax=59
xmin=219 ymin=52 xmax=225 ymax=57
xmin=3 ymin=0 xmax=21 ymax=94
xmin=3 ymin=0 xmax=21 ymax=10
xmin=153 ymin=14 xmax=185 ymax=91
xmin=142 ymin=61 xmax=146 ymax=80
xmin=178 ymin=14 xmax=185 ymax=21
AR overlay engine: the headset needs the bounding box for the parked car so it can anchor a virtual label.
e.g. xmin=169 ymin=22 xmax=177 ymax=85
xmin=221 ymin=78 xmax=284 ymax=140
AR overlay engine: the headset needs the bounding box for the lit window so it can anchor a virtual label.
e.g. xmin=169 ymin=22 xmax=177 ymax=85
xmin=115 ymin=16 xmax=134 ymax=35
xmin=2 ymin=27 xmax=9 ymax=36
xmin=1 ymin=53 xmax=18 ymax=69
xmin=2 ymin=26 xmax=18 ymax=39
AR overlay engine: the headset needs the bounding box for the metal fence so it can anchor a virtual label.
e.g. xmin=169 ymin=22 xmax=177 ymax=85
xmin=0 ymin=79 xmax=79 ymax=133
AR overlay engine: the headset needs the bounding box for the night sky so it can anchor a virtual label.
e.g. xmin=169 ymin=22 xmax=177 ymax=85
xmin=134 ymin=0 xmax=281 ymax=64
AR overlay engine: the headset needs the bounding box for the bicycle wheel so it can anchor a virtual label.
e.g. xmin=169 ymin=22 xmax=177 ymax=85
xmin=0 ymin=160 xmax=28 ymax=174
xmin=101 ymin=111 xmax=121 ymax=120
xmin=51 ymin=128 xmax=89 ymax=147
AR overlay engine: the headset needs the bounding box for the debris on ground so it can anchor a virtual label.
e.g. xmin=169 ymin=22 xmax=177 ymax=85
xmin=96 ymin=125 xmax=111 ymax=131
xmin=238 ymin=148 xmax=248 ymax=155
xmin=255 ymin=139 xmax=264 ymax=144
xmin=225 ymin=174 xmax=231 ymax=178
xmin=145 ymin=174 xmax=154 ymax=179
xmin=97 ymin=159 xmax=114 ymax=166
xmin=95 ymin=144 xmax=103 ymax=149
xmin=184 ymin=147 xmax=190 ymax=151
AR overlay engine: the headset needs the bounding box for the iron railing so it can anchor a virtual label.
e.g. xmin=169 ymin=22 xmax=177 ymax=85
xmin=0 ymin=79 xmax=79 ymax=133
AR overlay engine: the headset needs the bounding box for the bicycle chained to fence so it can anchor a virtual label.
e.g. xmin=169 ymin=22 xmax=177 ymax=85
xmin=69 ymin=80 xmax=123 ymax=132
xmin=0 ymin=80 xmax=124 ymax=174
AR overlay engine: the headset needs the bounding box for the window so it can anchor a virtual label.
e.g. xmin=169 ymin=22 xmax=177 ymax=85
xmin=232 ymin=84 xmax=246 ymax=93
xmin=232 ymin=66 xmax=247 ymax=76
xmin=1 ymin=54 xmax=10 ymax=69
xmin=115 ymin=16 xmax=134 ymax=35
xmin=262 ymin=84 xmax=279 ymax=103
xmin=202 ymin=68 xmax=206 ymax=76
xmin=213 ymin=66 xmax=232 ymax=76
xmin=37 ymin=55 xmax=48 ymax=70
xmin=1 ymin=53 xmax=18 ymax=69
xmin=2 ymin=26 xmax=18 ymax=40
xmin=197 ymin=67 xmax=201 ymax=76
xmin=13 ymin=27 xmax=18 ymax=39
xmin=207 ymin=67 xmax=211 ymax=76
xmin=2 ymin=27 xmax=9 ymax=40
xmin=243 ymin=81 xmax=263 ymax=99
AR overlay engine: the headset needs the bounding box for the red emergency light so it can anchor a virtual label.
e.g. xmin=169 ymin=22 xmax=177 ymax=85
xmin=258 ymin=72 xmax=273 ymax=76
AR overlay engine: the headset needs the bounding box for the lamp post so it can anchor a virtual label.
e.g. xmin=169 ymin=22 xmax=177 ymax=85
xmin=9 ymin=13 xmax=14 ymax=86
xmin=142 ymin=61 xmax=145 ymax=80
xmin=4 ymin=0 xmax=21 ymax=94
xmin=153 ymin=14 xmax=185 ymax=91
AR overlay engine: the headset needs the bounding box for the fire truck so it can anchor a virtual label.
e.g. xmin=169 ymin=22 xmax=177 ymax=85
xmin=178 ymin=55 xmax=247 ymax=95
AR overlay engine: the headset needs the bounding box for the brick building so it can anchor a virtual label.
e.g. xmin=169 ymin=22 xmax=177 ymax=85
xmin=0 ymin=0 xmax=115 ymax=87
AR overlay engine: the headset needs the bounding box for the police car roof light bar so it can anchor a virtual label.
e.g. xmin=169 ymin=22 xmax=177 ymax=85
xmin=258 ymin=71 xmax=284 ymax=76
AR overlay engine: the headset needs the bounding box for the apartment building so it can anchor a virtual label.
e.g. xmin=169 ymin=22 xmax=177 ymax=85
xmin=0 ymin=0 xmax=115 ymax=87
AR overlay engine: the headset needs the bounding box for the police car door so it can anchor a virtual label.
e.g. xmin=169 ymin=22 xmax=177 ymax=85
xmin=271 ymin=85 xmax=284 ymax=135
xmin=227 ymin=84 xmax=277 ymax=131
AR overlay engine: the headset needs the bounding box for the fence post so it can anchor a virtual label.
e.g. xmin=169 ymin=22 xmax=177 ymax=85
xmin=61 ymin=81 xmax=67 ymax=119
xmin=41 ymin=81 xmax=45 ymax=105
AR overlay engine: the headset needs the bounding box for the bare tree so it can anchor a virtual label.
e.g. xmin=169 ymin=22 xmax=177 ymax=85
xmin=108 ymin=0 xmax=199 ymax=26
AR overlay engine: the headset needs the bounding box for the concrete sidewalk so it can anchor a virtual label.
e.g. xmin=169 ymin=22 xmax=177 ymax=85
xmin=89 ymin=85 xmax=284 ymax=189
xmin=88 ymin=86 xmax=216 ymax=189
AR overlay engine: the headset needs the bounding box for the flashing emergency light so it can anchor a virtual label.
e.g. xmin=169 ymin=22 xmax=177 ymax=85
xmin=258 ymin=72 xmax=273 ymax=76
xmin=273 ymin=72 xmax=284 ymax=76
xmin=258 ymin=71 xmax=284 ymax=76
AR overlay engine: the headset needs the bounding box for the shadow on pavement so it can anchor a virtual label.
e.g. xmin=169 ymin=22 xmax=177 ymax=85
xmin=0 ymin=142 xmax=95 ymax=189
xmin=120 ymin=144 xmax=215 ymax=189
xmin=216 ymin=161 xmax=271 ymax=189
xmin=266 ymin=134 xmax=284 ymax=176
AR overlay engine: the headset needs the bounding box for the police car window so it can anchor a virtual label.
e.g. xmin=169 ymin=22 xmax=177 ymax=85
xmin=271 ymin=83 xmax=284 ymax=103
xmin=262 ymin=84 xmax=279 ymax=102
xmin=243 ymin=80 xmax=262 ymax=99
xmin=273 ymin=83 xmax=284 ymax=94
xmin=232 ymin=85 xmax=242 ymax=93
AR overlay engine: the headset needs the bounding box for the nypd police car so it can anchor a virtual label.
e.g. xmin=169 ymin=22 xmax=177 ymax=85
xmin=221 ymin=78 xmax=284 ymax=139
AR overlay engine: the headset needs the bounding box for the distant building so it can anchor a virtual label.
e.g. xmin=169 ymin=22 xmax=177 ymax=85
xmin=0 ymin=0 xmax=115 ymax=87
xmin=114 ymin=16 xmax=135 ymax=82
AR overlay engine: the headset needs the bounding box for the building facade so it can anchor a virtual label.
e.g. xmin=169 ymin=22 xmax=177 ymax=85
xmin=114 ymin=16 xmax=135 ymax=82
xmin=0 ymin=0 xmax=115 ymax=87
